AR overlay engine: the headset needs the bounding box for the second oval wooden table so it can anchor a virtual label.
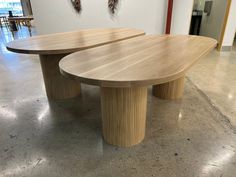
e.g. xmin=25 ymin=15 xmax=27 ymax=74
xmin=59 ymin=35 xmax=217 ymax=147
xmin=6 ymin=28 xmax=145 ymax=100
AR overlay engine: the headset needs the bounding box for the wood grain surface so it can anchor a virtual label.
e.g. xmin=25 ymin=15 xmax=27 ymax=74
xmin=60 ymin=35 xmax=217 ymax=88
xmin=6 ymin=28 xmax=145 ymax=55
xmin=153 ymin=76 xmax=185 ymax=99
xmin=101 ymin=87 xmax=147 ymax=147
xmin=40 ymin=54 xmax=81 ymax=100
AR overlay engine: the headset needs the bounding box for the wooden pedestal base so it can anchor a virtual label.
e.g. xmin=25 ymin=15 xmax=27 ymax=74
xmin=152 ymin=76 xmax=185 ymax=100
xmin=40 ymin=54 xmax=81 ymax=100
xmin=101 ymin=87 xmax=147 ymax=147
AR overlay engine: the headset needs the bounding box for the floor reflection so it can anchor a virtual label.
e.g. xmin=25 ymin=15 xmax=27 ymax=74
xmin=0 ymin=28 xmax=236 ymax=176
xmin=202 ymin=147 xmax=235 ymax=175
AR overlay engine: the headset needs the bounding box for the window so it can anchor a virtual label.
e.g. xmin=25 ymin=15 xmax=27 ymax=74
xmin=0 ymin=0 xmax=23 ymax=16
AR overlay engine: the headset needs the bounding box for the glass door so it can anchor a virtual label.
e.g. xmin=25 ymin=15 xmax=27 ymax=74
xmin=0 ymin=0 xmax=23 ymax=16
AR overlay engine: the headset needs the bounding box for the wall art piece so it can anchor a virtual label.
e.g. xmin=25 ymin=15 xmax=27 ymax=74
xmin=71 ymin=0 xmax=82 ymax=13
xmin=108 ymin=0 xmax=119 ymax=14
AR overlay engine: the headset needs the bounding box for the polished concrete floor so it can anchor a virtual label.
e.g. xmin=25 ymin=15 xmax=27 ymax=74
xmin=0 ymin=28 xmax=236 ymax=177
xmin=188 ymin=41 xmax=236 ymax=129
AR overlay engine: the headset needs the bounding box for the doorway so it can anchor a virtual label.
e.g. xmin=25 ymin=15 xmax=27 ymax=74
xmin=0 ymin=0 xmax=32 ymax=17
xmin=0 ymin=0 xmax=23 ymax=16
xmin=233 ymin=32 xmax=236 ymax=51
xmin=189 ymin=0 xmax=231 ymax=50
xmin=0 ymin=0 xmax=34 ymax=40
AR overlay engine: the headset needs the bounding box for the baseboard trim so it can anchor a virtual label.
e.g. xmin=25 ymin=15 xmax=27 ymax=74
xmin=221 ymin=46 xmax=232 ymax=51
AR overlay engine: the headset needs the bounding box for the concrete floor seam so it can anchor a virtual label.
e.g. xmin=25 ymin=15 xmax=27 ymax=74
xmin=186 ymin=76 xmax=235 ymax=132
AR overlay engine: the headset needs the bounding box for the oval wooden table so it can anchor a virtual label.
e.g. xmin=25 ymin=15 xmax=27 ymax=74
xmin=6 ymin=28 xmax=145 ymax=100
xmin=59 ymin=35 xmax=217 ymax=147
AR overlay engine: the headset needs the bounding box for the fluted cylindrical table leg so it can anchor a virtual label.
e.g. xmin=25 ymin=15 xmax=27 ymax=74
xmin=40 ymin=54 xmax=81 ymax=100
xmin=101 ymin=87 xmax=147 ymax=147
xmin=152 ymin=76 xmax=185 ymax=100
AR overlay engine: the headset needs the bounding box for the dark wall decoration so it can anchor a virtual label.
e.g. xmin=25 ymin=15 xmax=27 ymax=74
xmin=71 ymin=0 xmax=119 ymax=14
xmin=108 ymin=0 xmax=119 ymax=14
xmin=71 ymin=0 xmax=82 ymax=13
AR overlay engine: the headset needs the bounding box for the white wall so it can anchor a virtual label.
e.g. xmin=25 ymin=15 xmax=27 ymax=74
xmin=171 ymin=0 xmax=194 ymax=35
xmin=222 ymin=0 xmax=236 ymax=47
xmin=200 ymin=0 xmax=228 ymax=41
xmin=31 ymin=0 xmax=167 ymax=35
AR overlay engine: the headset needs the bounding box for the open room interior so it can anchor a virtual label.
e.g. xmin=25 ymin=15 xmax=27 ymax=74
xmin=0 ymin=1 xmax=236 ymax=177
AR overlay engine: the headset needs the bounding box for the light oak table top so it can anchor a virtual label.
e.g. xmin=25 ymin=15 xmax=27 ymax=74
xmin=59 ymin=35 xmax=217 ymax=88
xmin=6 ymin=28 xmax=145 ymax=55
xmin=6 ymin=28 xmax=145 ymax=100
